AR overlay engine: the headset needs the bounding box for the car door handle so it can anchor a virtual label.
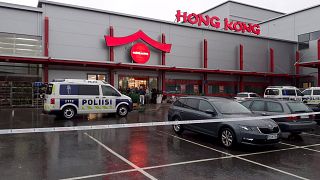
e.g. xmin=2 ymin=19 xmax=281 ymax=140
xmin=95 ymin=97 xmax=99 ymax=98
xmin=262 ymin=113 xmax=269 ymax=116
xmin=102 ymin=97 xmax=107 ymax=98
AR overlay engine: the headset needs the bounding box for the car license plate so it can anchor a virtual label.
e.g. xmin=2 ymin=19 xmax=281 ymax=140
xmin=300 ymin=115 xmax=309 ymax=119
xmin=267 ymin=134 xmax=278 ymax=140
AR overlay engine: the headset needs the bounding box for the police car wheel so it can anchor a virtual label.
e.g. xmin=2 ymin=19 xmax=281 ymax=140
xmin=63 ymin=106 xmax=76 ymax=119
xmin=117 ymin=105 xmax=128 ymax=117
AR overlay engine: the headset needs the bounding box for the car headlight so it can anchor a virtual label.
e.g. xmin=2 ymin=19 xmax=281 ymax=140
xmin=239 ymin=125 xmax=255 ymax=131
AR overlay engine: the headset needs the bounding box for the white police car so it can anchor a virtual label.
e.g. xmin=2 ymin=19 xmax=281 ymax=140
xmin=43 ymin=79 xmax=132 ymax=119
xmin=302 ymin=87 xmax=320 ymax=105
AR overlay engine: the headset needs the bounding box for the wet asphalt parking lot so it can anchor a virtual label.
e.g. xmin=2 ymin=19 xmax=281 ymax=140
xmin=1 ymin=104 xmax=320 ymax=180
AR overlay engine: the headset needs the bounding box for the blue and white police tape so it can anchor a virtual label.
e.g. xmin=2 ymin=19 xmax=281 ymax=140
xmin=0 ymin=111 xmax=319 ymax=135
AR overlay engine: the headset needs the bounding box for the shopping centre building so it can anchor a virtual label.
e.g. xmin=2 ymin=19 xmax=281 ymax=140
xmin=1 ymin=0 xmax=320 ymax=106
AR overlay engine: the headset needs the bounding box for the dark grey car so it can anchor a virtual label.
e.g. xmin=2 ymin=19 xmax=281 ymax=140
xmin=240 ymin=99 xmax=317 ymax=135
xmin=168 ymin=97 xmax=281 ymax=148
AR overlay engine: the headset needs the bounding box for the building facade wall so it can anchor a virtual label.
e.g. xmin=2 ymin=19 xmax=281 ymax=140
xmin=229 ymin=2 xmax=284 ymax=23
xmin=48 ymin=65 xmax=109 ymax=82
xmin=0 ymin=1 xmax=311 ymax=96
xmin=0 ymin=6 xmax=42 ymax=36
xmin=260 ymin=6 xmax=320 ymax=42
xmin=41 ymin=3 xmax=297 ymax=75
xmin=202 ymin=2 xmax=283 ymax=24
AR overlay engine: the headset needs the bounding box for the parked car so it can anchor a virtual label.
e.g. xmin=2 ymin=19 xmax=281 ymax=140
xmin=302 ymin=87 xmax=320 ymax=105
xmin=264 ymin=86 xmax=303 ymax=102
xmin=168 ymin=96 xmax=281 ymax=148
xmin=234 ymin=92 xmax=260 ymax=102
xmin=240 ymin=99 xmax=317 ymax=135
xmin=43 ymin=79 xmax=133 ymax=119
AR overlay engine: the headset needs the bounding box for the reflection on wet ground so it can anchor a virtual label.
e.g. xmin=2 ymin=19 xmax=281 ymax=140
xmin=0 ymin=104 xmax=170 ymax=129
xmin=0 ymin=104 xmax=320 ymax=179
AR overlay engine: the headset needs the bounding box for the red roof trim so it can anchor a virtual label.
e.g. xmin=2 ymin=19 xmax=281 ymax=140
xmin=297 ymin=61 xmax=320 ymax=68
xmin=0 ymin=55 xmax=310 ymax=78
xmin=105 ymin=30 xmax=172 ymax=53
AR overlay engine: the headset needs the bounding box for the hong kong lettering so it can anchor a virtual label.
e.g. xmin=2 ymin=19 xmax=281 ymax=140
xmin=175 ymin=10 xmax=260 ymax=35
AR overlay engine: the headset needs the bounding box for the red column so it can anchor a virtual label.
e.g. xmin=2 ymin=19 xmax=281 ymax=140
xmin=43 ymin=17 xmax=49 ymax=83
xmin=109 ymin=26 xmax=114 ymax=62
xmin=44 ymin=17 xmax=49 ymax=57
xmin=203 ymin=39 xmax=208 ymax=95
xmin=239 ymin=44 xmax=244 ymax=92
xmin=296 ymin=51 xmax=300 ymax=74
xmin=162 ymin=72 xmax=165 ymax=93
xmin=109 ymin=70 xmax=114 ymax=86
xmin=318 ymin=68 xmax=320 ymax=86
xmin=240 ymin=44 xmax=244 ymax=70
xmin=270 ymin=48 xmax=274 ymax=73
xmin=204 ymin=73 xmax=208 ymax=95
xmin=43 ymin=65 xmax=48 ymax=83
xmin=161 ymin=34 xmax=166 ymax=65
xmin=295 ymin=51 xmax=300 ymax=87
xmin=269 ymin=48 xmax=275 ymax=86
xmin=204 ymin=39 xmax=208 ymax=68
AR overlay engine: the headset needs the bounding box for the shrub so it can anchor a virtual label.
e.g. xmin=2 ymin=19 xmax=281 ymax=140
xmin=128 ymin=92 xmax=140 ymax=103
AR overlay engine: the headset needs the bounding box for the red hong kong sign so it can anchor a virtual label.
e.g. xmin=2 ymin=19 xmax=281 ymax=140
xmin=130 ymin=43 xmax=150 ymax=64
xmin=175 ymin=10 xmax=260 ymax=35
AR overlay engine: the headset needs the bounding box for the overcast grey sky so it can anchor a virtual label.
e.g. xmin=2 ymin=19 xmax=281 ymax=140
xmin=1 ymin=0 xmax=320 ymax=21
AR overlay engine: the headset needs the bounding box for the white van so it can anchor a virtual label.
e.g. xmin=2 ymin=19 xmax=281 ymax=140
xmin=264 ymin=86 xmax=303 ymax=101
xmin=43 ymin=79 xmax=132 ymax=119
xmin=302 ymin=87 xmax=320 ymax=105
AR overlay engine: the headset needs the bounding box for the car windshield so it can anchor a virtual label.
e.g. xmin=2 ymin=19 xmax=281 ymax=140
xmin=282 ymin=89 xmax=296 ymax=96
xmin=211 ymin=101 xmax=251 ymax=114
xmin=265 ymin=89 xmax=279 ymax=95
xmin=303 ymin=90 xmax=311 ymax=95
xmin=236 ymin=94 xmax=248 ymax=97
xmin=287 ymin=102 xmax=312 ymax=113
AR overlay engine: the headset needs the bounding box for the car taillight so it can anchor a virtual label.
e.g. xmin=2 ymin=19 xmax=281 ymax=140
xmin=287 ymin=116 xmax=299 ymax=120
xmin=50 ymin=98 xmax=55 ymax=104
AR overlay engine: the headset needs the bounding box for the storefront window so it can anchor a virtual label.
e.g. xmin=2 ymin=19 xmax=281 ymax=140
xmin=87 ymin=74 xmax=106 ymax=81
xmin=118 ymin=76 xmax=157 ymax=91
xmin=298 ymin=33 xmax=310 ymax=50
xmin=208 ymin=83 xmax=236 ymax=96
xmin=165 ymin=80 xmax=201 ymax=95
xmin=302 ymin=82 xmax=313 ymax=89
xmin=0 ymin=33 xmax=42 ymax=56
xmin=149 ymin=77 xmax=157 ymax=90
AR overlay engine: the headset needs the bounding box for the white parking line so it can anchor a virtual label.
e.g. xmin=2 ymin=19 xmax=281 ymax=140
xmin=60 ymin=169 xmax=138 ymax=180
xmin=158 ymin=131 xmax=309 ymax=180
xmin=279 ymin=142 xmax=320 ymax=153
xmin=142 ymin=156 xmax=233 ymax=170
xmin=156 ymin=131 xmax=234 ymax=156
xmin=302 ymin=147 xmax=320 ymax=153
xmin=303 ymin=143 xmax=320 ymax=147
xmin=60 ymin=134 xmax=320 ymax=180
xmin=84 ymin=133 xmax=157 ymax=180
xmin=237 ymin=147 xmax=298 ymax=157
xmin=61 ymin=156 xmax=235 ymax=180
xmin=279 ymin=142 xmax=297 ymax=147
